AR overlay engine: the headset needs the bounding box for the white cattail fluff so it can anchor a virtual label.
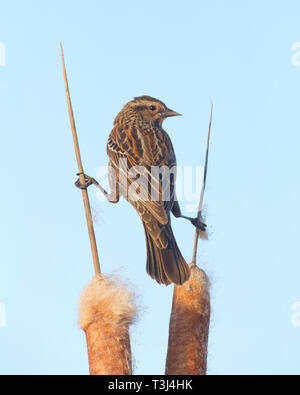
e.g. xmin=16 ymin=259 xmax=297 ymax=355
xmin=78 ymin=274 xmax=138 ymax=375
xmin=78 ymin=274 xmax=137 ymax=330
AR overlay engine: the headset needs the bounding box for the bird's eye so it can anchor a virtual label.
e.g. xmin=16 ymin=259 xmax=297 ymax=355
xmin=150 ymin=105 xmax=156 ymax=111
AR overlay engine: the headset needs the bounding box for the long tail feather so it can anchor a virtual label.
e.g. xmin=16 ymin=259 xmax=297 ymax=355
xmin=143 ymin=223 xmax=190 ymax=285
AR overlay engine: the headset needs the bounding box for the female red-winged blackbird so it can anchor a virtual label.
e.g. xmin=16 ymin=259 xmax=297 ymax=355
xmin=76 ymin=96 xmax=206 ymax=285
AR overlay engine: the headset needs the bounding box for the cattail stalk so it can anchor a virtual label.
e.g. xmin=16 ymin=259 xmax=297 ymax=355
xmin=61 ymin=44 xmax=101 ymax=276
xmin=192 ymin=102 xmax=213 ymax=265
xmin=165 ymin=103 xmax=213 ymax=375
xmin=61 ymin=46 xmax=136 ymax=375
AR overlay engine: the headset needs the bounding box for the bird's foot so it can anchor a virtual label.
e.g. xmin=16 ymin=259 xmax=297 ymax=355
xmin=74 ymin=173 xmax=96 ymax=190
xmin=191 ymin=217 xmax=207 ymax=231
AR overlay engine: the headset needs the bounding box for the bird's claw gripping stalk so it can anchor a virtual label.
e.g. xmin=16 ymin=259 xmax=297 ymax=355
xmin=191 ymin=216 xmax=207 ymax=231
xmin=75 ymin=173 xmax=97 ymax=190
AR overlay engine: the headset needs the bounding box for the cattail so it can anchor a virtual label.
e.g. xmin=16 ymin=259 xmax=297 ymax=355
xmin=61 ymin=47 xmax=137 ymax=375
xmin=166 ymin=103 xmax=213 ymax=375
xmin=79 ymin=275 xmax=137 ymax=375
xmin=165 ymin=264 xmax=210 ymax=375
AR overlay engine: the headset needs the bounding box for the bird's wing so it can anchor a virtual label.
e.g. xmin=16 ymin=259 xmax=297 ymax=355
xmin=107 ymin=125 xmax=176 ymax=225
xmin=161 ymin=130 xmax=177 ymax=214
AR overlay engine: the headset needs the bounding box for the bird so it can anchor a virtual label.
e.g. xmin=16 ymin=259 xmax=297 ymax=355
xmin=76 ymin=96 xmax=206 ymax=286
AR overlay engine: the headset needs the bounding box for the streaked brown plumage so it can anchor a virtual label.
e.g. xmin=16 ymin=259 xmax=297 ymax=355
xmin=75 ymin=96 xmax=206 ymax=284
xmin=106 ymin=96 xmax=190 ymax=285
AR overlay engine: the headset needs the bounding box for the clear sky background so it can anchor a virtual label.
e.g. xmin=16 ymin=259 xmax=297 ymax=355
xmin=0 ymin=0 xmax=300 ymax=375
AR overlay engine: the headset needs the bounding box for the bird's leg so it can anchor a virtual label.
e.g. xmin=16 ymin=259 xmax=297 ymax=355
xmin=181 ymin=215 xmax=207 ymax=231
xmin=171 ymin=201 xmax=207 ymax=231
xmin=75 ymin=173 xmax=119 ymax=203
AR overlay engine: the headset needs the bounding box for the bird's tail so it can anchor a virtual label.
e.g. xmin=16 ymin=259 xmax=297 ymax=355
xmin=143 ymin=223 xmax=190 ymax=286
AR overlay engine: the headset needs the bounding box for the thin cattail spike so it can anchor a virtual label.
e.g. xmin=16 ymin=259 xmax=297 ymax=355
xmin=165 ymin=103 xmax=213 ymax=376
xmin=192 ymin=102 xmax=214 ymax=265
xmin=61 ymin=44 xmax=101 ymax=275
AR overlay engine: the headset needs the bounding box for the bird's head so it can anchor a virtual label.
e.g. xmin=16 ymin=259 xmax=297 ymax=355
xmin=114 ymin=96 xmax=181 ymax=126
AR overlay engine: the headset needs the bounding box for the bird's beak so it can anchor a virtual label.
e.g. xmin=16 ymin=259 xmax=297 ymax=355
xmin=163 ymin=108 xmax=182 ymax=118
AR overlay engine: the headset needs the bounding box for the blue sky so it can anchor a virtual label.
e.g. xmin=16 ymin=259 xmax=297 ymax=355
xmin=0 ymin=0 xmax=300 ymax=374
